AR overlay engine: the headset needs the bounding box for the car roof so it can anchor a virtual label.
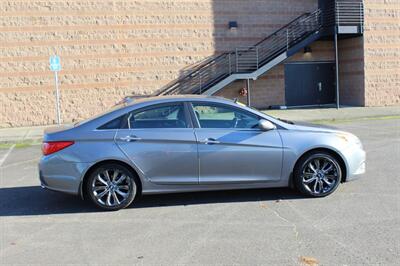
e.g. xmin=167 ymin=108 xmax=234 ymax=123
xmin=124 ymin=95 xmax=234 ymax=106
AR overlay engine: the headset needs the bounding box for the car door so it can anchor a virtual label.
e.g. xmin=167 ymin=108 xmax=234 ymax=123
xmin=190 ymin=102 xmax=282 ymax=184
xmin=115 ymin=102 xmax=199 ymax=185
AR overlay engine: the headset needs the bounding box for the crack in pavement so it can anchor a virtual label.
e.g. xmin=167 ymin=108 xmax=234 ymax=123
xmin=285 ymin=201 xmax=372 ymax=265
xmin=265 ymin=202 xmax=301 ymax=265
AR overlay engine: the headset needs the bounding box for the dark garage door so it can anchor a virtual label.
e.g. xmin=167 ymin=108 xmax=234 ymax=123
xmin=285 ymin=62 xmax=335 ymax=106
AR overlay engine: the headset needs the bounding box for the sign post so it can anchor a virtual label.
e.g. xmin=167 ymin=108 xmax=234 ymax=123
xmin=49 ymin=55 xmax=62 ymax=125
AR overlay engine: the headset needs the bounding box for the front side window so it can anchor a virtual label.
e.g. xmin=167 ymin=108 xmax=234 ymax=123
xmin=127 ymin=103 xmax=188 ymax=129
xmin=192 ymin=103 xmax=259 ymax=129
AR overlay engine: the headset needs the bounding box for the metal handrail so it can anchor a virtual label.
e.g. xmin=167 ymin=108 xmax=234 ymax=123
xmin=155 ymin=9 xmax=322 ymax=96
xmin=336 ymin=1 xmax=364 ymax=30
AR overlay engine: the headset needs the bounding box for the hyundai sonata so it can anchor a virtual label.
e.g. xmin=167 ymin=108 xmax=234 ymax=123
xmin=39 ymin=95 xmax=365 ymax=210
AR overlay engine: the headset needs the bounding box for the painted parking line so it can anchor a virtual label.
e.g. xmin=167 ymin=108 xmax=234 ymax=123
xmin=0 ymin=144 xmax=15 ymax=167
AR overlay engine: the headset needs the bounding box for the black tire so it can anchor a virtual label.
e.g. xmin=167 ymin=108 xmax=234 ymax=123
xmin=86 ymin=163 xmax=139 ymax=211
xmin=293 ymin=151 xmax=342 ymax=197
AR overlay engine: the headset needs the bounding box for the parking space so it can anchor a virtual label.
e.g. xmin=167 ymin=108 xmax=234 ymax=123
xmin=1 ymin=119 xmax=399 ymax=265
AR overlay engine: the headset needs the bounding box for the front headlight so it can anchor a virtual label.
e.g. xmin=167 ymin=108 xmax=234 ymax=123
xmin=335 ymin=132 xmax=363 ymax=149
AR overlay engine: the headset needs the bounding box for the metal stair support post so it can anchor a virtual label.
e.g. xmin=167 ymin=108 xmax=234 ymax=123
xmin=246 ymin=79 xmax=251 ymax=107
xmin=334 ymin=26 xmax=340 ymax=109
xmin=286 ymin=29 xmax=289 ymax=50
xmin=235 ymin=49 xmax=239 ymax=73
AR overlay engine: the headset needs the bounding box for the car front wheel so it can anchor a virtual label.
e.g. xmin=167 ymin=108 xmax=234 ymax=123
xmin=86 ymin=163 xmax=138 ymax=210
xmin=294 ymin=152 xmax=342 ymax=197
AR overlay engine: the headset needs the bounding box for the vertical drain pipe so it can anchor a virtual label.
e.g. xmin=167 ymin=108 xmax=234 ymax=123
xmin=246 ymin=79 xmax=251 ymax=107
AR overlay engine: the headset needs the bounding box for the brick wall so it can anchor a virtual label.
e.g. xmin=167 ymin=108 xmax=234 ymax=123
xmin=363 ymin=0 xmax=400 ymax=106
xmin=0 ymin=0 xmax=318 ymax=127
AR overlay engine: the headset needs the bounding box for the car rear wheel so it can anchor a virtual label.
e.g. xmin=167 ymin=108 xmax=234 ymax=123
xmin=86 ymin=163 xmax=138 ymax=210
xmin=294 ymin=152 xmax=342 ymax=197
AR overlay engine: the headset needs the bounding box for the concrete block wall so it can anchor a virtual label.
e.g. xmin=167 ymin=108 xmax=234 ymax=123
xmin=363 ymin=0 xmax=400 ymax=106
xmin=0 ymin=0 xmax=318 ymax=127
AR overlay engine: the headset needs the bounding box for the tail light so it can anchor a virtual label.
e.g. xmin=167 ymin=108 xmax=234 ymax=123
xmin=42 ymin=141 xmax=74 ymax=156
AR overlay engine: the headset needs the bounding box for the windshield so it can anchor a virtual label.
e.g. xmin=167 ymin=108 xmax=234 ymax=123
xmin=234 ymin=100 xmax=295 ymax=125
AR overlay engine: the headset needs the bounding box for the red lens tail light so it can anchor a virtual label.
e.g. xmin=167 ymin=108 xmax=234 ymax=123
xmin=42 ymin=141 xmax=74 ymax=156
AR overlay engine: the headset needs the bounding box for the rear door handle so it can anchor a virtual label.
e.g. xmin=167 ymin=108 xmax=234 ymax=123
xmin=119 ymin=135 xmax=142 ymax=142
xmin=203 ymin=138 xmax=220 ymax=145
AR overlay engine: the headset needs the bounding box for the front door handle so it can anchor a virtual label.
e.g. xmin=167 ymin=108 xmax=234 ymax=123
xmin=118 ymin=135 xmax=141 ymax=142
xmin=203 ymin=138 xmax=220 ymax=145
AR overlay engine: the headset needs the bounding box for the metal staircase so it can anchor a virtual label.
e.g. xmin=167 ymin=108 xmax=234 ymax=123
xmin=155 ymin=9 xmax=323 ymax=96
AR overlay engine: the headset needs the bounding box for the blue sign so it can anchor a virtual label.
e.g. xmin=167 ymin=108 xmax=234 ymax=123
xmin=49 ymin=55 xmax=61 ymax=71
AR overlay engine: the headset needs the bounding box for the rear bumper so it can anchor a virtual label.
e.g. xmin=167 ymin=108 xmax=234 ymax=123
xmin=39 ymin=156 xmax=91 ymax=195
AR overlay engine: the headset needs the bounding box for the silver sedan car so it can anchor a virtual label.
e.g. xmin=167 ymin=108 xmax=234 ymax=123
xmin=39 ymin=95 xmax=366 ymax=210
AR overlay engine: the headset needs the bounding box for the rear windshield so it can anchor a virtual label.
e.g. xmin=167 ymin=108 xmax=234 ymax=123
xmin=74 ymin=103 xmax=125 ymax=127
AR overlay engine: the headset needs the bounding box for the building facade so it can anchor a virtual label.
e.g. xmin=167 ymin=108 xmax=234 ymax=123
xmin=0 ymin=0 xmax=399 ymax=127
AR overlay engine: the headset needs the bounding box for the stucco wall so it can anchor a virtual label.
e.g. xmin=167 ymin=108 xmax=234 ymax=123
xmin=0 ymin=0 xmax=317 ymax=127
xmin=363 ymin=0 xmax=400 ymax=106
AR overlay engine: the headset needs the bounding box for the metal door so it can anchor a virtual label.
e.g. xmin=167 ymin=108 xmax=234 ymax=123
xmin=285 ymin=62 xmax=335 ymax=106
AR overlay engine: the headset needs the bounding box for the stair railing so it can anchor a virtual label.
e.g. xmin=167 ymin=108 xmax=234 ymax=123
xmin=155 ymin=9 xmax=322 ymax=96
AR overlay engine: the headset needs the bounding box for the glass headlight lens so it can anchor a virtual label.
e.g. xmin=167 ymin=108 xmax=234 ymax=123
xmin=335 ymin=132 xmax=363 ymax=149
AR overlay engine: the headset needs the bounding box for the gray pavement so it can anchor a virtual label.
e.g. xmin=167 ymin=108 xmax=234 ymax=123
xmin=0 ymin=106 xmax=399 ymax=144
xmin=0 ymin=119 xmax=399 ymax=265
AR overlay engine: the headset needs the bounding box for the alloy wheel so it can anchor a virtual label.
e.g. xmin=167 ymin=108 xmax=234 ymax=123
xmin=91 ymin=168 xmax=136 ymax=207
xmin=301 ymin=155 xmax=341 ymax=195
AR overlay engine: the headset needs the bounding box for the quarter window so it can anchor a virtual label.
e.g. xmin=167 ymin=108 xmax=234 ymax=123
xmin=192 ymin=103 xmax=259 ymax=129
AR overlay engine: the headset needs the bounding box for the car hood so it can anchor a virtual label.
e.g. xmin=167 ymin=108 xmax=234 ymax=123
xmin=290 ymin=121 xmax=341 ymax=133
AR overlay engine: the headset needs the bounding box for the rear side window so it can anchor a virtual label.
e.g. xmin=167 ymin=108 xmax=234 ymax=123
xmin=97 ymin=116 xmax=124 ymax=130
xmin=127 ymin=103 xmax=188 ymax=129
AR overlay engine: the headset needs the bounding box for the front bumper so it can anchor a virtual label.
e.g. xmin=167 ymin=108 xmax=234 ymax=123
xmin=39 ymin=156 xmax=91 ymax=195
xmin=342 ymin=145 xmax=366 ymax=181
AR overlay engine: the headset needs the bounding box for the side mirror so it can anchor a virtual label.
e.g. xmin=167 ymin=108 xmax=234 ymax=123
xmin=258 ymin=119 xmax=276 ymax=131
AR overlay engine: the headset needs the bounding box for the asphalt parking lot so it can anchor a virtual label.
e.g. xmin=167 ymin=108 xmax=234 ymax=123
xmin=1 ymin=119 xmax=399 ymax=265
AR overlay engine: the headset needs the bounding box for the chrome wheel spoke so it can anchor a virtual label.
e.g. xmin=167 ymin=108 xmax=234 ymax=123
xmin=112 ymin=191 xmax=120 ymax=205
xmin=323 ymin=177 xmax=333 ymax=187
xmin=106 ymin=191 xmax=112 ymax=206
xmin=303 ymin=176 xmax=316 ymax=184
xmin=116 ymin=189 xmax=128 ymax=197
xmin=97 ymin=175 xmax=108 ymax=186
xmin=325 ymin=174 xmax=336 ymax=180
xmin=112 ymin=170 xmax=120 ymax=181
xmin=94 ymin=185 xmax=107 ymax=192
xmin=308 ymin=162 xmax=317 ymax=173
xmin=322 ymin=163 xmax=333 ymax=173
xmin=318 ymin=180 xmax=324 ymax=193
xmin=314 ymin=159 xmax=320 ymax=170
xmin=115 ymin=174 xmax=127 ymax=185
xmin=117 ymin=185 xmax=129 ymax=190
xmin=103 ymin=170 xmax=111 ymax=182
xmin=96 ymin=188 xmax=109 ymax=199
